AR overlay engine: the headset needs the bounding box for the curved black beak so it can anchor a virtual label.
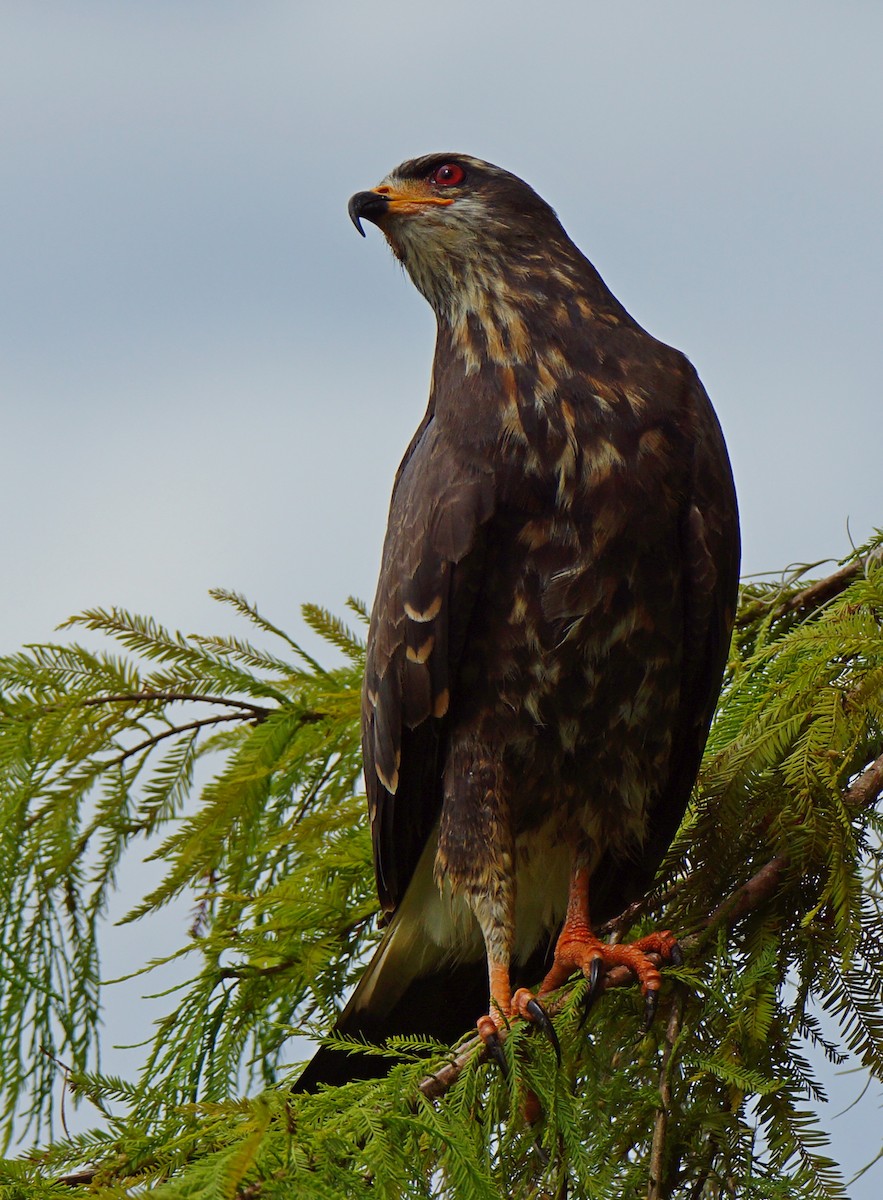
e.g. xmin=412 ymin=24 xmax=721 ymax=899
xmin=348 ymin=190 xmax=390 ymax=237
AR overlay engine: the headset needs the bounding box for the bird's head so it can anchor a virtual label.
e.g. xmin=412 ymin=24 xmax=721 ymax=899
xmin=348 ymin=154 xmax=570 ymax=320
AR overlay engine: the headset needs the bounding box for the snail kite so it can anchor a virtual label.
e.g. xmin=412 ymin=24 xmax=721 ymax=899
xmin=296 ymin=154 xmax=739 ymax=1089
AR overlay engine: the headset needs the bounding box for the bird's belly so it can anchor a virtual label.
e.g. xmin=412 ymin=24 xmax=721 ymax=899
xmin=511 ymin=822 xmax=573 ymax=957
xmin=449 ymin=512 xmax=683 ymax=858
xmin=402 ymin=819 xmax=572 ymax=964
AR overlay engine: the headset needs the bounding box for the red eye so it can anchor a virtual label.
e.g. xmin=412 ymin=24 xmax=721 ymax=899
xmin=430 ymin=162 xmax=465 ymax=187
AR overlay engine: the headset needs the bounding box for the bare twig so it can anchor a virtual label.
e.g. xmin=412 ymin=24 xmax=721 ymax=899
xmin=108 ymin=712 xmax=246 ymax=765
xmin=703 ymin=853 xmax=791 ymax=931
xmin=81 ymin=690 xmax=270 ymax=718
xmin=101 ymin=691 xmax=334 ymax=768
xmin=595 ymin=878 xmax=688 ymax=941
xmin=736 ymin=546 xmax=882 ymax=628
xmin=648 ymin=991 xmax=685 ymax=1200
xmin=58 ymin=1168 xmax=99 ymax=1187
xmin=843 ymin=751 xmax=883 ymax=811
xmin=703 ymin=749 xmax=883 ymax=934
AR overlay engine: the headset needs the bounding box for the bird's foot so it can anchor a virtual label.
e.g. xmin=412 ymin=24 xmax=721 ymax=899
xmin=512 ymin=989 xmax=562 ymax=1064
xmin=476 ymin=988 xmax=562 ymax=1074
xmin=541 ymin=925 xmax=682 ymax=1027
xmin=476 ymin=1012 xmax=511 ymax=1078
xmin=476 ymin=999 xmax=557 ymax=1126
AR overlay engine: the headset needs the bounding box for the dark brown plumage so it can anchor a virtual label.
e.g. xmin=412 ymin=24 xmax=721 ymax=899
xmin=295 ymin=154 xmax=739 ymax=1090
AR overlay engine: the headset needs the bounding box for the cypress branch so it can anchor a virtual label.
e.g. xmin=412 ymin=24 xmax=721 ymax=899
xmin=0 ymin=534 xmax=881 ymax=1196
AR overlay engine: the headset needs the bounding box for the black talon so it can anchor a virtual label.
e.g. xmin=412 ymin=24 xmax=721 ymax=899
xmin=589 ymin=955 xmax=604 ymax=996
xmin=485 ymin=1031 xmax=510 ymax=1080
xmin=526 ymin=998 xmax=561 ymax=1066
xmin=669 ymin=942 xmax=684 ymax=967
xmin=579 ymin=956 xmax=605 ymax=1029
xmin=642 ymin=988 xmax=659 ymax=1031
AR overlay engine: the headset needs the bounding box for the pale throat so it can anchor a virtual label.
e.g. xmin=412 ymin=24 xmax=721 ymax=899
xmin=423 ymin=256 xmax=542 ymax=374
xmin=395 ymin=222 xmax=584 ymax=384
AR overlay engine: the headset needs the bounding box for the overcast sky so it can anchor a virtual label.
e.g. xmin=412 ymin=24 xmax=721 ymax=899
xmin=2 ymin=1 xmax=881 ymax=1184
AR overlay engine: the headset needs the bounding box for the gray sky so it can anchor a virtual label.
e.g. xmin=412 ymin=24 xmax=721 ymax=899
xmin=2 ymin=1 xmax=881 ymax=1184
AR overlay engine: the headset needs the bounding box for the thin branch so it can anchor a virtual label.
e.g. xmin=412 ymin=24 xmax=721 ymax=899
xmin=58 ymin=1168 xmax=99 ymax=1188
xmin=81 ymin=690 xmax=271 ymax=719
xmin=843 ymin=751 xmax=883 ymax=812
xmin=704 ymin=750 xmax=883 ymax=934
xmin=648 ymin=990 xmax=685 ymax=1200
xmin=703 ymin=853 xmax=791 ymax=931
xmin=595 ymin=878 xmax=687 ymax=941
xmin=97 ymin=695 xmax=332 ymax=768
xmin=736 ymin=546 xmax=882 ymax=628
xmin=107 ymin=712 xmax=246 ymax=766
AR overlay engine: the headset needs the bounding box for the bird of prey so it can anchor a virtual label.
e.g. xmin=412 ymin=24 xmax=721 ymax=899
xmin=296 ymin=154 xmax=739 ymax=1090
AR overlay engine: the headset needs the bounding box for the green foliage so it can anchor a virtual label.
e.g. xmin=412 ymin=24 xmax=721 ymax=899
xmin=0 ymin=536 xmax=882 ymax=1197
xmin=0 ymin=592 xmax=372 ymax=1153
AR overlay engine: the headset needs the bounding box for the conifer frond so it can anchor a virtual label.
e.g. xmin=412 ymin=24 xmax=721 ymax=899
xmin=209 ymin=589 xmax=331 ymax=676
xmin=1 ymin=535 xmax=882 ymax=1195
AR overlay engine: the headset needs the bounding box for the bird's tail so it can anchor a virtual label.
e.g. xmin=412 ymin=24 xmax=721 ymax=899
xmin=292 ymin=911 xmax=489 ymax=1091
xmin=293 ymin=840 xmax=652 ymax=1091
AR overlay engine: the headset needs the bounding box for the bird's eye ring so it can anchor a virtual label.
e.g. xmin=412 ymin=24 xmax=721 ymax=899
xmin=430 ymin=163 xmax=465 ymax=187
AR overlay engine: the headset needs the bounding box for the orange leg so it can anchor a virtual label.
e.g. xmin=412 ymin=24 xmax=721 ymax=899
xmin=478 ymin=955 xmax=557 ymax=1118
xmin=533 ymin=861 xmax=680 ymax=1021
xmin=478 ymin=958 xmax=558 ymax=1046
xmin=476 ymin=958 xmax=514 ymax=1042
xmin=476 ymin=859 xmax=680 ymax=1077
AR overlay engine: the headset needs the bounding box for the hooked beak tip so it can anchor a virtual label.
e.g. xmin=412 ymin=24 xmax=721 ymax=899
xmin=348 ymin=190 xmax=389 ymax=238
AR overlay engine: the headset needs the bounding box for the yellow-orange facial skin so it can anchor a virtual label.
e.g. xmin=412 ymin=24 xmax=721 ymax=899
xmin=351 ymin=155 xmax=566 ymax=320
xmin=370 ymin=180 xmax=455 ymax=218
xmin=358 ymin=176 xmax=474 ymax=311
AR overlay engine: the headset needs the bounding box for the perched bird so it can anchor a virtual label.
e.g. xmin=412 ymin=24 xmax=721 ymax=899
xmin=295 ymin=154 xmax=739 ymax=1090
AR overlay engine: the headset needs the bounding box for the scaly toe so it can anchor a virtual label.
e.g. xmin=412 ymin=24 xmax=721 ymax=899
xmin=512 ymin=987 xmax=562 ymax=1064
xmin=631 ymin=928 xmax=682 ymax=964
xmin=478 ymin=1020 xmax=510 ymax=1080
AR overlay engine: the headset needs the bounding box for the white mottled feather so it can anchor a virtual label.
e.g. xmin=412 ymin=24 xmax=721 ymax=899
xmin=351 ymin=821 xmax=573 ymax=1016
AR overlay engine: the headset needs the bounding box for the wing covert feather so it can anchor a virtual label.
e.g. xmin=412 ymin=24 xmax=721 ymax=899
xmin=362 ymin=419 xmax=494 ymax=916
